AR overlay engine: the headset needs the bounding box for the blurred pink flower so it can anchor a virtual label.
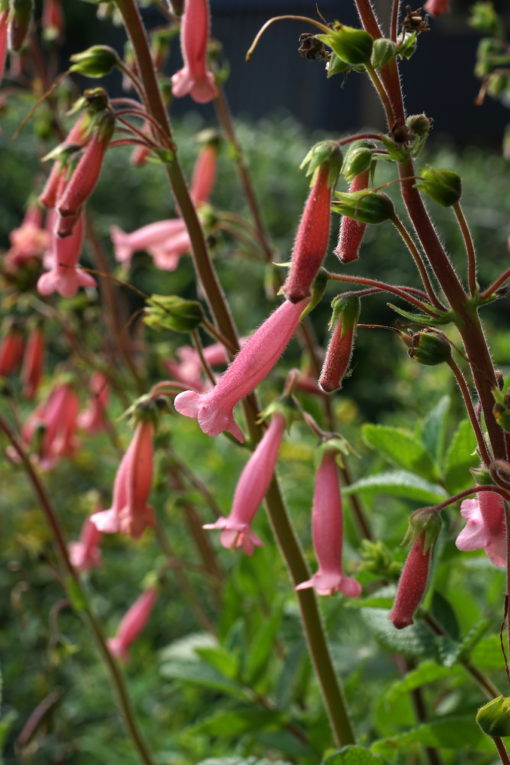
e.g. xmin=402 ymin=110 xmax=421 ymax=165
xmin=190 ymin=142 xmax=218 ymax=206
xmin=22 ymin=382 xmax=80 ymax=470
xmin=110 ymin=219 xmax=187 ymax=265
xmin=5 ymin=204 xmax=49 ymax=268
xmin=37 ymin=211 xmax=96 ymax=298
xmin=171 ymin=0 xmax=217 ymax=104
xmin=0 ymin=10 xmax=8 ymax=84
xmin=424 ymin=0 xmax=450 ymax=16
xmin=78 ymin=372 xmax=109 ymax=434
xmin=296 ymin=449 xmax=361 ymax=597
xmin=204 ymin=412 xmax=286 ymax=554
xmin=68 ymin=516 xmax=102 ymax=572
xmin=174 ymin=298 xmax=307 ymax=442
xmin=0 ymin=322 xmax=24 ymax=377
xmin=21 ymin=323 xmax=44 ymax=399
xmin=455 ymin=491 xmax=506 ymax=567
xmin=108 ymin=588 xmax=157 ymax=663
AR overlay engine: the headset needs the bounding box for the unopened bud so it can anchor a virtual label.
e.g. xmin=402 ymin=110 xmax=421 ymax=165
xmin=70 ymin=45 xmax=120 ymax=78
xmin=371 ymin=38 xmax=397 ymax=69
xmin=319 ymin=296 xmax=360 ymax=392
xmin=333 ymin=190 xmax=394 ymax=224
xmin=300 ymin=140 xmax=343 ymax=187
xmin=406 ymin=113 xmax=432 ymax=138
xmin=418 ymin=166 xmax=461 ymax=207
xmin=144 ymin=295 xmax=204 ymax=333
xmin=341 ymin=141 xmax=374 ymax=182
xmin=7 ymin=0 xmax=33 ymax=51
xmin=407 ymin=330 xmax=451 ymax=366
xmin=476 ymin=697 xmax=510 ymax=738
xmin=317 ymin=24 xmax=373 ymax=65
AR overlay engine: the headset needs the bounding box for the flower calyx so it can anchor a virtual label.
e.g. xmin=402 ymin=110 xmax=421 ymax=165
xmin=332 ymin=189 xmax=395 ymax=224
xmin=477 ymin=696 xmax=510 ymax=738
xmin=144 ymin=295 xmax=205 ymax=333
xmin=405 ymin=329 xmax=451 ymax=366
xmin=416 ymin=166 xmax=462 ymax=207
xmin=300 ymin=140 xmax=343 ymax=188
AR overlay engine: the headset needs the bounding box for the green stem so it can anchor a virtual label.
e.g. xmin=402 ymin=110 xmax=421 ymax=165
xmin=0 ymin=417 xmax=155 ymax=765
xmin=115 ymin=0 xmax=355 ymax=747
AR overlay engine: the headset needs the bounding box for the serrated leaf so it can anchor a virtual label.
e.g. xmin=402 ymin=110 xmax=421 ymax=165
xmin=188 ymin=706 xmax=283 ymax=737
xmin=382 ymin=661 xmax=455 ymax=708
xmin=470 ymin=634 xmax=507 ymax=670
xmin=343 ymin=470 xmax=447 ymax=504
xmin=362 ymin=608 xmax=437 ymax=659
xmin=444 ymin=419 xmax=479 ymax=493
xmin=371 ymin=716 xmax=490 ymax=756
xmin=323 ymin=746 xmax=384 ymax=764
xmin=421 ymin=396 xmax=450 ymax=461
xmin=362 ymin=424 xmax=438 ymax=481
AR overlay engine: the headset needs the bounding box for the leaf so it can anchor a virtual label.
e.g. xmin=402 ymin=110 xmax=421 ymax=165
xmin=382 ymin=661 xmax=455 ymax=707
xmin=421 ymin=396 xmax=450 ymax=461
xmin=430 ymin=590 xmax=460 ymax=641
xmin=470 ymin=634 xmax=507 ymax=670
xmin=347 ymin=585 xmax=396 ymax=610
xmin=371 ymin=716 xmax=490 ymax=756
xmin=188 ymin=706 xmax=284 ymax=737
xmin=343 ymin=471 xmax=447 ymax=504
xmin=362 ymin=608 xmax=437 ymax=659
xmin=160 ymin=659 xmax=245 ymax=697
xmin=195 ymin=646 xmax=239 ymax=680
xmin=245 ymin=601 xmax=284 ymax=686
xmin=362 ymin=424 xmax=438 ymax=481
xmin=387 ymin=302 xmax=452 ymax=325
xmin=323 ymin=746 xmax=384 ymax=764
xmin=197 ymin=759 xmax=292 ymax=765
xmin=443 ymin=419 xmax=479 ymax=493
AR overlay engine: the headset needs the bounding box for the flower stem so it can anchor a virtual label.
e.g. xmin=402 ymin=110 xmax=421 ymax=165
xmin=447 ymin=357 xmax=492 ymax=467
xmin=391 ymin=214 xmax=445 ymax=309
xmin=453 ymin=201 xmax=478 ymax=296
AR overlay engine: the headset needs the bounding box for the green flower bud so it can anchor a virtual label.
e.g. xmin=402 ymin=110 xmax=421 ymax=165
xmin=341 ymin=141 xmax=374 ymax=182
xmin=300 ymin=140 xmax=343 ymax=187
xmin=371 ymin=38 xmax=397 ymax=69
xmin=469 ymin=2 xmax=504 ymax=38
xmin=316 ymin=24 xmax=373 ymax=66
xmin=476 ymin=697 xmax=510 ymax=738
xmin=70 ymin=46 xmax=120 ymax=78
xmin=7 ymin=0 xmax=33 ymax=52
xmin=407 ymin=330 xmax=451 ymax=366
xmin=417 ymin=166 xmax=462 ymax=207
xmin=396 ymin=31 xmax=417 ymax=60
xmin=333 ymin=189 xmax=394 ymax=224
xmin=329 ymin=294 xmax=360 ymax=331
xmin=406 ymin=113 xmax=432 ymax=138
xmin=144 ymin=295 xmax=204 ymax=333
xmin=83 ymin=87 xmax=110 ymax=113
xmin=326 ymin=53 xmax=351 ymax=78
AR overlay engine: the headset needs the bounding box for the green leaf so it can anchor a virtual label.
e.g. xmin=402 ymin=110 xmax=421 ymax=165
xmin=245 ymin=601 xmax=284 ymax=686
xmin=362 ymin=424 xmax=438 ymax=481
xmin=323 ymin=746 xmax=384 ymax=764
xmin=195 ymin=646 xmax=239 ymax=680
xmin=421 ymin=396 xmax=450 ymax=461
xmin=382 ymin=661 xmax=455 ymax=707
xmin=347 ymin=584 xmax=396 ymax=610
xmin=471 ymin=634 xmax=507 ymax=670
xmin=197 ymin=759 xmax=292 ymax=765
xmin=387 ymin=302 xmax=452 ymax=326
xmin=160 ymin=659 xmax=245 ymax=697
xmin=444 ymin=419 xmax=479 ymax=493
xmin=188 ymin=706 xmax=284 ymax=737
xmin=343 ymin=470 xmax=448 ymax=504
xmin=362 ymin=608 xmax=438 ymax=659
xmin=371 ymin=716 xmax=490 ymax=756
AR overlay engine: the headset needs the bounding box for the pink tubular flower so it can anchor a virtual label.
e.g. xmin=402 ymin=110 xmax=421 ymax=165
xmin=0 ymin=322 xmax=24 ymax=377
xmin=455 ymin=491 xmax=506 ymax=567
xmin=21 ymin=322 xmax=44 ymax=399
xmin=5 ymin=203 xmax=49 ymax=268
xmin=148 ymin=228 xmax=191 ymax=271
xmin=319 ymin=297 xmax=360 ymax=393
xmin=296 ymin=449 xmax=361 ymax=597
xmin=390 ymin=532 xmax=432 ymax=629
xmin=39 ymin=114 xmax=91 ymax=209
xmin=174 ymin=298 xmax=308 ymax=442
xmin=78 ymin=372 xmax=109 ymax=434
xmin=68 ymin=516 xmax=102 ymax=572
xmin=424 ymin=0 xmax=450 ymax=16
xmin=37 ymin=211 xmax=96 ymax=298
xmin=110 ymin=219 xmax=187 ymax=265
xmin=204 ymin=412 xmax=286 ymax=554
xmin=283 ymin=165 xmax=332 ymax=304
xmin=334 ymin=170 xmax=370 ymax=264
xmin=22 ymin=382 xmax=79 ymax=470
xmin=108 ymin=588 xmax=157 ymax=663
xmin=91 ymin=419 xmax=156 ymax=539
xmin=190 ymin=142 xmax=218 ymax=206
xmin=42 ymin=0 xmax=64 ymax=42
xmin=171 ymin=0 xmax=218 ymax=103
xmin=0 ymin=11 xmax=8 ymax=85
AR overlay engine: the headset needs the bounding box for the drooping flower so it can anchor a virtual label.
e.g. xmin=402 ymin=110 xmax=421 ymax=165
xmin=190 ymin=140 xmax=218 ymax=206
xmin=110 ymin=218 xmax=187 ymax=265
xmin=5 ymin=202 xmax=49 ymax=268
xmin=204 ymin=412 xmax=286 ymax=554
xmin=455 ymin=491 xmax=506 ymax=567
xmin=91 ymin=418 xmax=156 ymax=539
xmin=20 ymin=321 xmax=44 ymax=399
xmin=296 ymin=447 xmax=361 ymax=597
xmin=148 ymin=227 xmax=191 ymax=271
xmin=78 ymin=372 xmax=108 ymax=434
xmin=107 ymin=588 xmax=157 ymax=663
xmin=0 ymin=9 xmax=8 ymax=85
xmin=37 ymin=211 xmax=97 ymax=298
xmin=171 ymin=0 xmax=217 ymax=104
xmin=319 ymin=296 xmax=360 ymax=393
xmin=424 ymin=0 xmax=450 ymax=16
xmin=174 ymin=298 xmax=307 ymax=441
xmin=166 ymin=339 xmax=244 ymax=391
xmin=334 ymin=169 xmax=370 ymax=263
xmin=68 ymin=516 xmax=102 ymax=572
xmin=42 ymin=0 xmax=64 ymax=42
xmin=22 ymin=382 xmax=80 ymax=470
xmin=0 ymin=320 xmax=24 ymax=377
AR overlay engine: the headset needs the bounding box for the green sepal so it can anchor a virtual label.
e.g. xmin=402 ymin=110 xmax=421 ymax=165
xmin=300 ymin=140 xmax=343 ymax=187
xmin=258 ymin=395 xmax=299 ymax=429
xmin=70 ymin=45 xmax=120 ymax=78
xmin=41 ymin=141 xmax=83 ymax=164
xmin=476 ymin=696 xmax=510 ymax=738
xmin=300 ymin=270 xmax=329 ymax=320
xmin=371 ymin=38 xmax=397 ymax=69
xmin=316 ymin=24 xmax=373 ymax=66
xmin=333 ymin=189 xmax=394 ymax=223
xmin=83 ymin=87 xmax=110 ymax=113
xmin=407 ymin=507 xmax=442 ymax=553
xmin=144 ymin=295 xmax=204 ymax=333
xmin=381 ymin=134 xmax=410 ymax=161
xmin=317 ymin=434 xmax=352 ymax=469
xmin=417 ymin=166 xmax=462 ymax=207
xmin=121 ymin=394 xmax=161 ymax=428
xmin=408 ymin=330 xmax=451 ymax=366
xmin=326 ymin=53 xmax=351 ymax=77
xmin=151 ymin=147 xmax=176 ymax=164
xmin=388 ymin=302 xmax=453 ymax=326
xmin=329 ymin=294 xmax=360 ymax=332
xmin=341 ymin=141 xmax=375 ymax=182
xmin=396 ymin=31 xmax=418 ymax=60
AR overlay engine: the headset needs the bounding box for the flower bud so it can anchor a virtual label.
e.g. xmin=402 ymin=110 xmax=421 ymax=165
xmin=406 ymin=113 xmax=432 ymax=138
xmin=371 ymin=38 xmax=396 ymax=69
xmin=417 ymin=166 xmax=461 ymax=207
xmin=319 ymin=296 xmax=360 ymax=393
xmin=333 ymin=190 xmax=394 ymax=224
xmin=7 ymin=0 xmax=33 ymax=52
xmin=300 ymin=140 xmax=343 ymax=187
xmin=469 ymin=1 xmax=504 ymax=36
xmin=341 ymin=141 xmax=374 ymax=183
xmin=326 ymin=53 xmax=351 ymax=77
xmin=476 ymin=697 xmax=510 ymax=738
xmin=144 ymin=295 xmax=204 ymax=333
xmin=316 ymin=24 xmax=373 ymax=65
xmin=70 ymin=45 xmax=120 ymax=78
xmin=407 ymin=330 xmax=451 ymax=366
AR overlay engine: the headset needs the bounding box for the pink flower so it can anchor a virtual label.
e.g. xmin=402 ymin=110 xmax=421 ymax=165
xmin=22 ymin=382 xmax=79 ymax=470
xmin=91 ymin=419 xmax=156 ymax=539
xmin=108 ymin=588 xmax=157 ymax=663
xmin=174 ymin=298 xmax=307 ymax=441
xmin=78 ymin=372 xmax=109 ymax=434
xmin=190 ymin=142 xmax=218 ymax=206
xmin=5 ymin=204 xmax=49 ymax=268
xmin=0 ymin=322 xmax=24 ymax=376
xmin=37 ymin=211 xmax=96 ymax=298
xmin=296 ymin=449 xmax=361 ymax=597
xmin=424 ymin=0 xmax=450 ymax=16
xmin=283 ymin=165 xmax=333 ymax=303
xmin=455 ymin=491 xmax=506 ymax=567
xmin=390 ymin=532 xmax=432 ymax=629
xmin=20 ymin=322 xmax=44 ymax=399
xmin=0 ymin=11 xmax=8 ymax=85
xmin=42 ymin=0 xmax=64 ymax=42
xmin=68 ymin=516 xmax=102 ymax=572
xmin=166 ymin=339 xmax=244 ymax=391
xmin=39 ymin=114 xmax=91 ymax=209
xmin=319 ymin=297 xmax=360 ymax=393
xmin=334 ymin=170 xmax=370 ymax=264
xmin=148 ymin=227 xmax=191 ymax=271
xmin=110 ymin=218 xmax=187 ymax=265
xmin=204 ymin=412 xmax=286 ymax=554
xmin=171 ymin=0 xmax=218 ymax=103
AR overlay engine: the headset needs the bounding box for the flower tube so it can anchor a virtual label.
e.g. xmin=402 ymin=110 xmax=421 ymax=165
xmin=171 ymin=0 xmax=217 ymax=103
